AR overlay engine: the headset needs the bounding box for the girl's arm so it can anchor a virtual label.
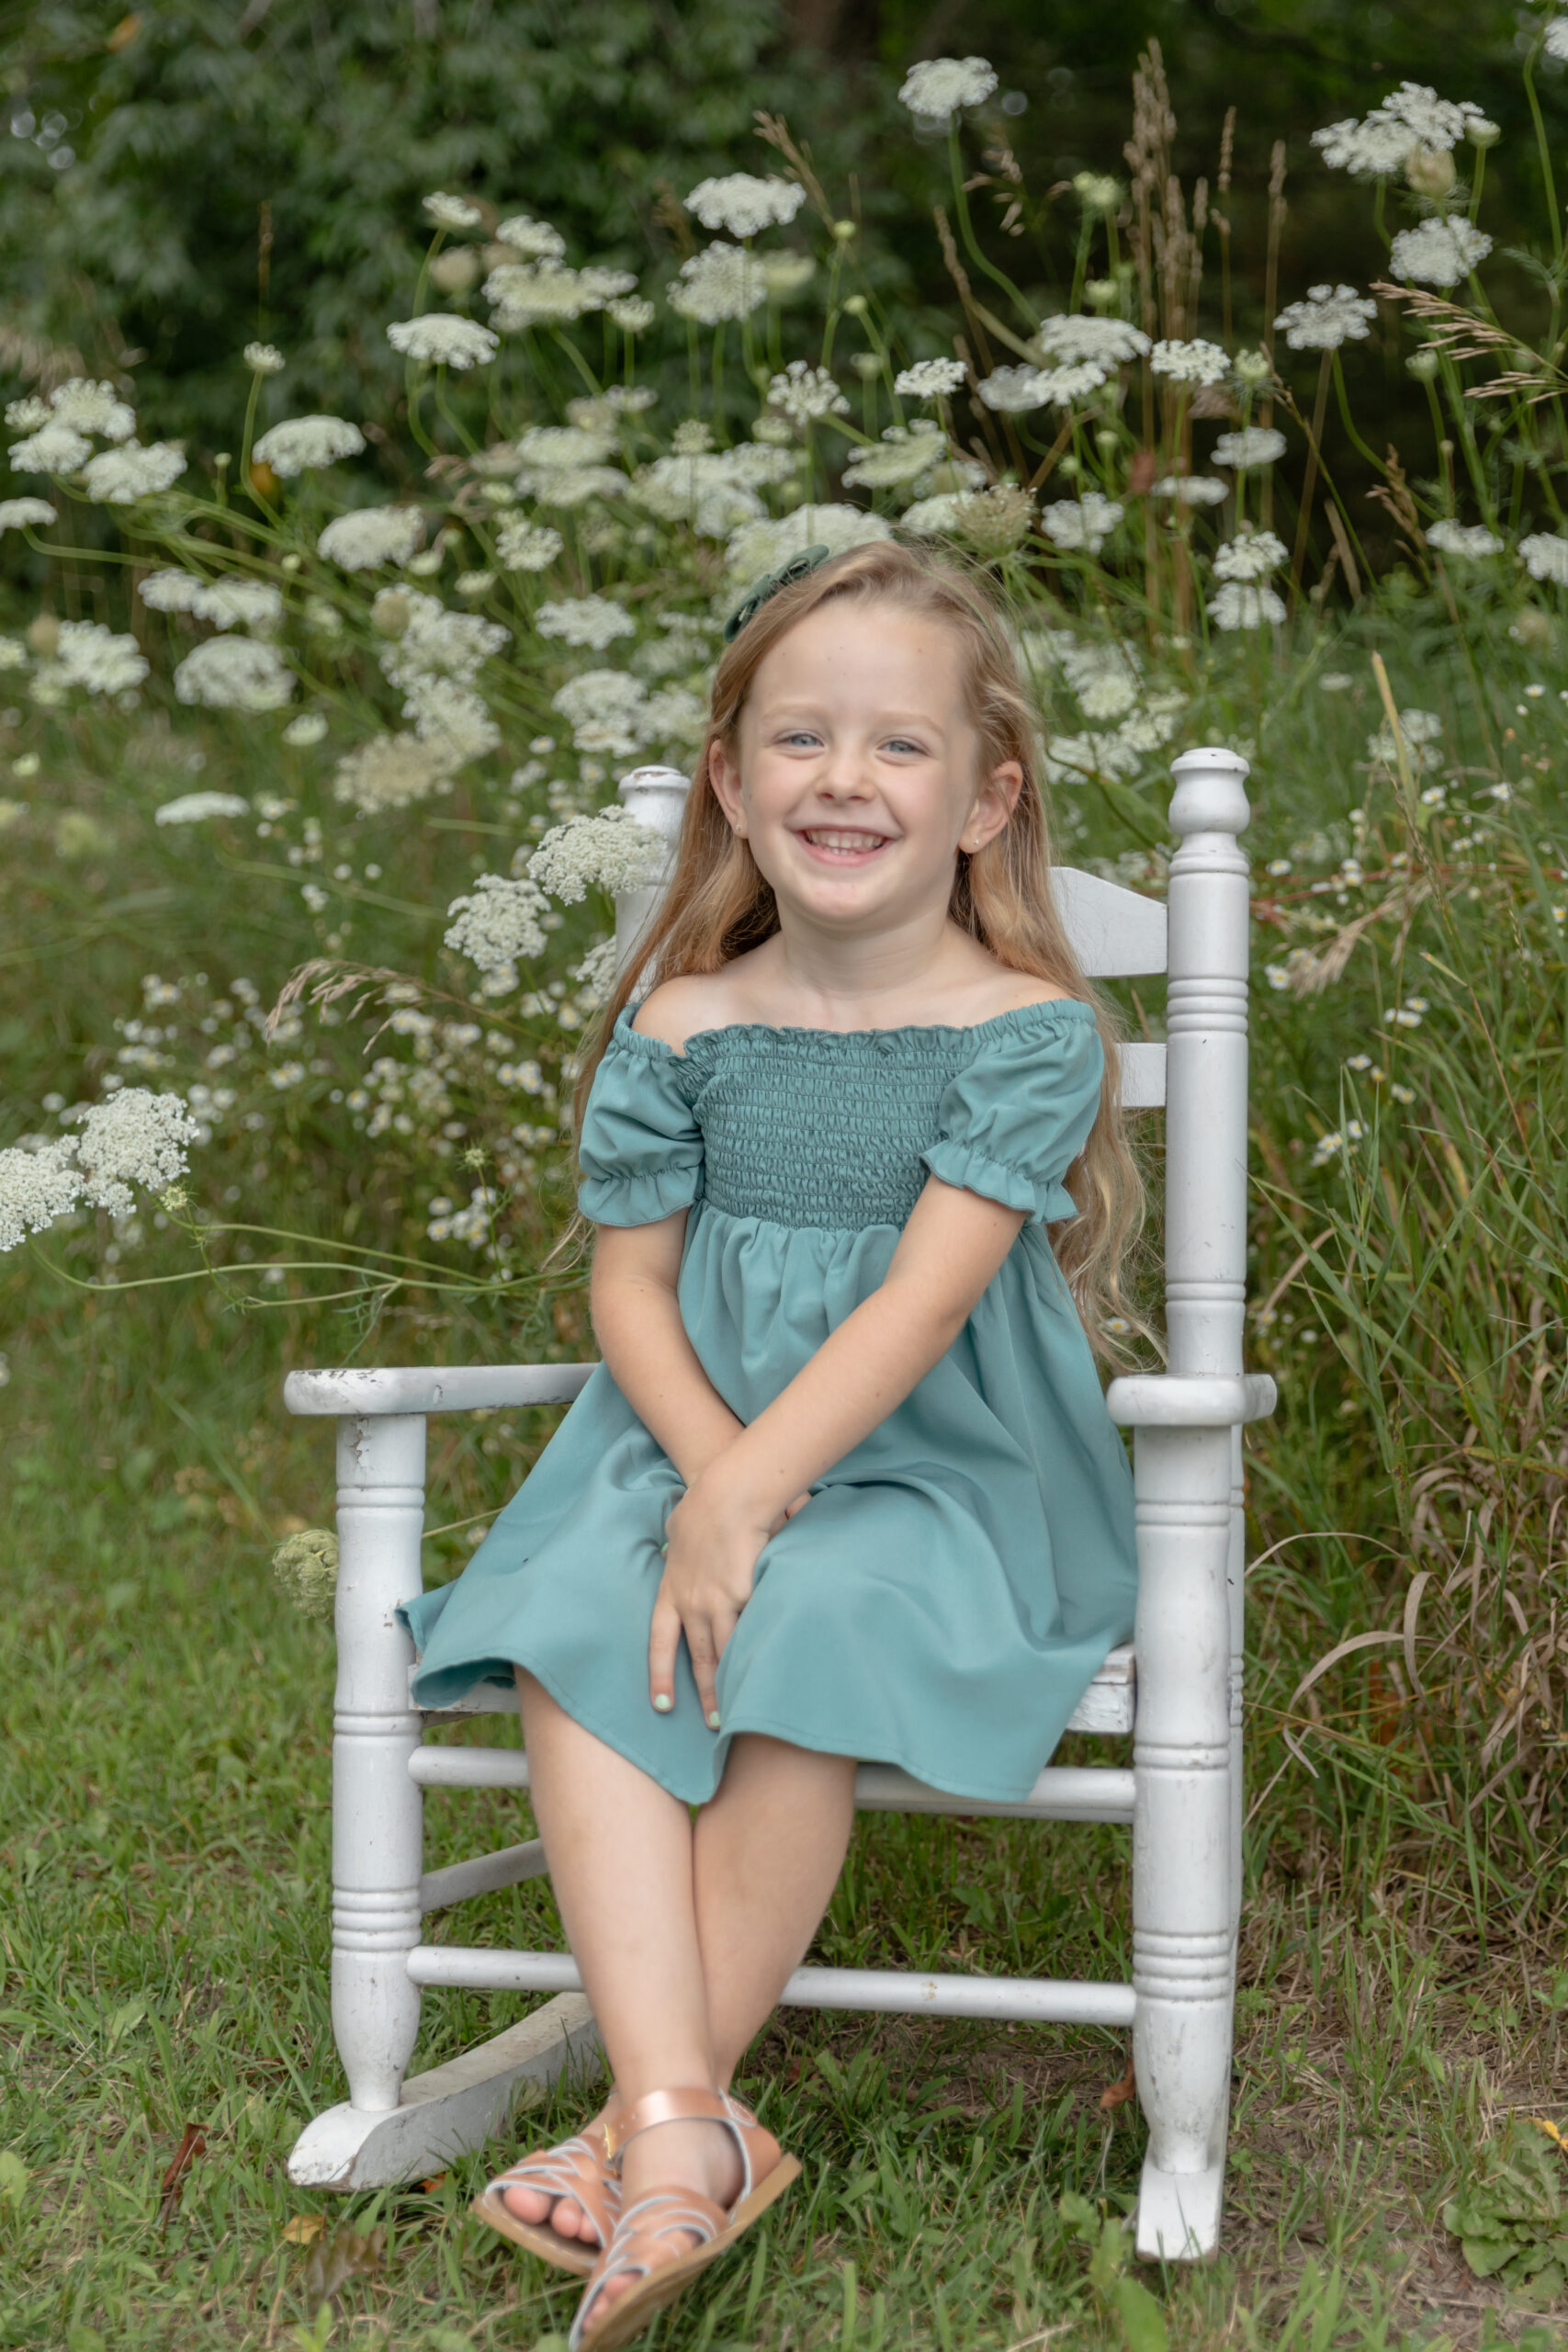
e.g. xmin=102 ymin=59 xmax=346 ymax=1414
xmin=650 ymin=1175 xmax=1032 ymax=1722
xmin=590 ymin=1213 xmax=746 ymax=1489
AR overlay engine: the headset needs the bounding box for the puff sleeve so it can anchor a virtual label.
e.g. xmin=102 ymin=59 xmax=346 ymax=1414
xmin=919 ymin=1005 xmax=1104 ymax=1227
xmin=576 ymin=1006 xmax=705 ymax=1227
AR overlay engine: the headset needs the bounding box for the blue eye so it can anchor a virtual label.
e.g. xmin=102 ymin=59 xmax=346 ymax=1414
xmin=885 ymin=738 xmax=925 ymax=756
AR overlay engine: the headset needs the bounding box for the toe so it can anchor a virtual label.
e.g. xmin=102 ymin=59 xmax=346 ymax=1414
xmin=502 ymin=2181 xmax=552 ymax=2223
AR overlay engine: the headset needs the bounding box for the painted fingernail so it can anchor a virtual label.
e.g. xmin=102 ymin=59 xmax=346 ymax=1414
xmin=659 ymin=1540 xmax=669 ymax=1554
xmin=653 ymin=1693 xmax=673 ymax=1713
xmin=706 ymin=1709 xmax=721 ymax=1730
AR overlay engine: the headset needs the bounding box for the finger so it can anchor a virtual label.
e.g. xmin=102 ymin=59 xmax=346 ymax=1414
xmin=648 ymin=1587 xmax=682 ymax=1714
xmin=686 ymin=1617 xmax=722 ymax=1731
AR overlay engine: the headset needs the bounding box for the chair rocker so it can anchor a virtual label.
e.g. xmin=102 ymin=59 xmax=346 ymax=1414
xmin=282 ymin=746 xmax=1275 ymax=2261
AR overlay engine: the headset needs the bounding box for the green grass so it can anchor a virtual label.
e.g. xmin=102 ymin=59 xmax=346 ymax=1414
xmin=3 ymin=1292 xmax=1566 ymax=2352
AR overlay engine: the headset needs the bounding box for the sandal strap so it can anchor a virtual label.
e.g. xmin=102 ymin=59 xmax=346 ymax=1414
xmin=570 ymin=2189 xmax=726 ymax=2344
xmin=487 ymin=2131 xmax=620 ymax=2245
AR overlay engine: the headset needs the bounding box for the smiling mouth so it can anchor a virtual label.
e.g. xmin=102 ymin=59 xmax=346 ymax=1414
xmin=796 ymin=829 xmax=893 ymax=860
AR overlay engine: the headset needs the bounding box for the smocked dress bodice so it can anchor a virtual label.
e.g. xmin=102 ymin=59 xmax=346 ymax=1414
xmin=400 ymin=997 xmax=1138 ymax=1804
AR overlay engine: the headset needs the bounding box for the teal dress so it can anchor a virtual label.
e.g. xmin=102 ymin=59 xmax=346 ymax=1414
xmin=400 ymin=998 xmax=1137 ymax=1805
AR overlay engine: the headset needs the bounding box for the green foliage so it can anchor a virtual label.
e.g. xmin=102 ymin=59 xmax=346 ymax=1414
xmin=1443 ymin=2122 xmax=1568 ymax=2300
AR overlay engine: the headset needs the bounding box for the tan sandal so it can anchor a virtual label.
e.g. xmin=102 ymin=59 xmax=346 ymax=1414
xmin=469 ymin=2116 xmax=622 ymax=2276
xmin=566 ymin=2088 xmax=799 ymax=2351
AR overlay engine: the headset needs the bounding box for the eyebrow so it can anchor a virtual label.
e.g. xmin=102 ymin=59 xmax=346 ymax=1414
xmin=756 ymin=698 xmax=953 ymax=739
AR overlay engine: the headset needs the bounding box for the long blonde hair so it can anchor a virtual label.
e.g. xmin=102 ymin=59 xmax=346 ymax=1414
xmin=549 ymin=539 xmax=1145 ymax=1352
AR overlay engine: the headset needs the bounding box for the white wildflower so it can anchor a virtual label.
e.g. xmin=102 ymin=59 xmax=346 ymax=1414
xmin=139 ymin=570 xmax=283 ymax=632
xmin=840 ymin=423 xmax=945 ymax=490
xmin=244 ymin=341 xmax=286 ymax=374
xmin=486 ymin=261 xmax=636 ymax=331
xmin=1213 ymin=529 xmax=1288 ymax=581
xmin=252 ymin=415 xmax=366 ymax=477
xmin=424 ymin=192 xmax=483 ymax=228
xmin=154 ymin=791 xmax=250 ymax=825
xmin=536 ymin=594 xmax=636 ymax=650
xmin=684 ymin=174 xmax=806 ymax=238
xmin=400 ymin=676 xmax=501 ymax=761
xmin=759 ymin=253 xmax=815 ymax=298
xmin=1034 ymin=315 xmax=1151 ymax=367
xmin=519 ymin=423 xmax=616 ymax=469
xmin=317 ymin=505 xmax=425 ymax=571
xmin=333 ymin=732 xmax=461 ymax=816
xmin=48 ymin=379 xmax=137 ymax=441
xmin=1273 ymin=284 xmax=1377 ymax=351
xmin=552 ymin=668 xmax=649 ymax=757
xmin=0 ymin=639 xmax=26 ymax=669
xmin=445 ymin=872 xmax=551 ymax=979
xmin=1151 ymin=338 xmax=1230 ymax=386
xmin=517 ymin=463 xmax=628 ymax=508
xmin=455 ymin=570 xmax=495 ymax=596
xmin=526 ymin=808 xmax=667 ymax=902
xmin=174 ymin=637 xmax=294 ymax=711
xmin=30 ymin=620 xmax=148 ymax=699
xmin=73 ymin=1089 xmax=201 ymax=1217
xmin=897 ymin=56 xmax=998 ymax=119
xmin=572 ymin=935 xmax=621 ymax=1010
xmin=4 ymin=397 xmax=51 ymax=429
xmin=0 ymin=1138 xmax=84 ymax=1253
xmin=765 ymin=362 xmax=850 ymax=425
xmin=726 ymin=502 xmax=890 ymax=579
xmin=1077 ymin=672 xmax=1139 ymax=722
xmin=1366 ymin=709 xmax=1443 ymax=770
xmin=494 ymin=214 xmax=567 ymax=258
xmin=378 ymin=593 xmax=507 ymax=699
xmin=608 ymin=295 xmax=657 ymax=334
xmin=1314 ymin=85 xmax=1495 ymax=178
xmin=633 ymin=443 xmax=795 ymax=537
xmin=1546 ymin=18 xmax=1568 ymax=61
xmin=1426 ymin=519 xmax=1504 ymax=558
xmin=282 ymin=712 xmax=329 ymax=746
xmin=1519 ymin=531 xmax=1568 ymax=585
xmin=1390 ymin=218 xmax=1492 ymax=288
xmin=894 ymin=358 xmax=966 ymax=398
xmin=387 ymin=314 xmax=499 ymax=369
xmin=0 ymin=497 xmax=56 ymax=530
xmin=495 ymin=516 xmax=563 ymax=571
xmin=899 ymin=493 xmax=967 ymax=536
xmin=8 ymin=421 xmax=94 ymax=473
xmin=1208 ymin=582 xmax=1287 ymax=630
xmin=1041 ymin=494 xmax=1123 ymax=554
xmin=668 ymin=242 xmax=767 ymax=325
xmin=1153 ymin=475 xmax=1228 ymax=505
xmin=1212 ymin=427 xmax=1287 ymax=468
xmin=978 ymin=362 xmax=1107 ymax=412
xmin=640 ymin=684 xmax=707 ymax=748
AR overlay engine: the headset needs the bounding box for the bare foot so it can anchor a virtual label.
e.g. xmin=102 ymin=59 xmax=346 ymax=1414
xmin=501 ymin=2090 xmax=623 ymax=2244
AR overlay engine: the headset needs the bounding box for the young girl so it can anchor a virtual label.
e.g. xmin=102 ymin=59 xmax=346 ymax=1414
xmin=400 ymin=540 xmax=1142 ymax=2349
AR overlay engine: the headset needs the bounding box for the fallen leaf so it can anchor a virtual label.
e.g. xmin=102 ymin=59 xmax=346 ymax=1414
xmin=158 ymin=2123 xmax=206 ymax=2228
xmin=418 ymin=2172 xmax=449 ymax=2193
xmin=1099 ymin=2052 xmax=1138 ymax=2113
xmin=282 ymin=2213 xmax=327 ymax=2245
xmin=303 ymin=2222 xmax=386 ymax=2306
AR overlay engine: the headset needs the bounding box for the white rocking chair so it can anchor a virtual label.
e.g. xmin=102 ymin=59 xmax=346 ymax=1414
xmin=282 ymin=746 xmax=1275 ymax=2262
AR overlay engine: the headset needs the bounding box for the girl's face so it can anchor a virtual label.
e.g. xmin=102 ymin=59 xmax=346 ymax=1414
xmin=708 ymin=601 xmax=1022 ymax=933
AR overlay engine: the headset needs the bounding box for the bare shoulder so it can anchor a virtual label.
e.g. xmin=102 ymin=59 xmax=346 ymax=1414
xmin=627 ymin=973 xmax=733 ymax=1056
xmin=966 ymin=958 xmax=1076 ymax=1020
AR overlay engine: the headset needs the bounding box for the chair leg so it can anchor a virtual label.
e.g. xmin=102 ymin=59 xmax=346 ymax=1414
xmin=1227 ymin=1426 xmax=1246 ymax=1953
xmin=327 ymin=1412 xmax=428 ymax=2114
xmin=1131 ymin=1423 xmax=1235 ymax=2262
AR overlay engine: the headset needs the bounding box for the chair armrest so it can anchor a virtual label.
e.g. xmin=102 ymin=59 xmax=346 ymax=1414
xmin=1105 ymin=1373 xmax=1276 ymax=1428
xmin=282 ymin=1363 xmax=596 ymax=1417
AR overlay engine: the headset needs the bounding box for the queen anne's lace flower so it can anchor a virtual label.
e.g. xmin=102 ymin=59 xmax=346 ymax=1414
xmin=634 ymin=444 xmax=795 ymax=538
xmin=1390 ymin=218 xmax=1492 ymax=288
xmin=1426 ymin=519 xmax=1504 ymax=557
xmin=333 ymin=731 xmax=462 ymax=815
xmin=174 ymin=636 xmax=294 ymax=710
xmin=726 ymin=503 xmax=891 ymax=580
xmin=495 ymin=214 xmax=566 ymax=258
xmin=979 ymin=363 xmax=1107 ymax=412
xmin=387 ymin=315 xmax=499 ymax=369
xmin=72 ymin=1089 xmax=202 ymax=1218
xmin=668 ymin=243 xmax=767 ymax=325
xmin=908 ymin=483 xmax=1034 ymax=556
xmin=49 ymin=379 xmax=137 ymax=441
xmin=765 ymin=362 xmax=850 ymax=425
xmin=551 ymin=668 xmax=649 ymax=756
xmin=1313 ymin=84 xmax=1495 ymax=177
xmin=82 ymin=440 xmax=187 ymax=502
xmin=139 ymin=571 xmax=284 ymax=632
xmin=894 ymin=358 xmax=966 ymax=399
xmin=1036 ymin=315 xmax=1152 ymax=367
xmin=154 ymin=791 xmax=250 ymax=825
xmin=317 ymin=507 xmax=425 ymax=571
xmin=536 ymin=594 xmax=636 ymax=650
xmin=244 ymin=341 xmax=285 ymax=374
xmin=685 ymin=175 xmax=806 ymax=238
xmin=444 ymin=872 xmax=551 ymax=981
xmin=0 ymin=1137 xmax=84 ymax=1253
xmin=496 ymin=516 xmax=564 ymax=571
xmin=1213 ymin=529 xmax=1288 ymax=582
xmin=1208 ymin=582 xmax=1287 ymax=629
xmin=526 ymin=808 xmax=667 ymax=903
xmin=1041 ymin=494 xmax=1123 ymax=554
xmin=424 ymin=191 xmax=483 ymax=228
xmin=9 ymin=421 xmax=94 ymax=473
xmin=1151 ymin=338 xmax=1230 ymax=386
xmin=30 ymin=620 xmax=148 ymax=699
xmin=898 ymin=56 xmax=998 ymax=119
xmin=4 ymin=397 xmax=51 ymax=430
xmin=608 ymin=295 xmax=656 ymax=334
xmin=840 ymin=423 xmax=945 ymax=490
xmin=1273 ymin=284 xmax=1377 ymax=351
xmin=517 ymin=464 xmax=628 ymax=508
xmin=0 ymin=497 xmax=56 ymax=530
xmin=1153 ymin=475 xmax=1228 ymax=505
xmin=1212 ymin=427 xmax=1287 ymax=468
xmin=379 ymin=593 xmax=508 ymax=693
xmin=486 ymin=261 xmax=637 ymax=330
xmin=283 ymin=712 xmax=329 ymax=746
xmin=519 ymin=424 xmax=616 ymax=470
xmin=252 ymin=415 xmax=366 ymax=477
xmin=1519 ymin=532 xmax=1568 ymax=585
xmin=1367 ymin=708 xmax=1444 ymax=769
xmin=1546 ymin=18 xmax=1568 ymax=61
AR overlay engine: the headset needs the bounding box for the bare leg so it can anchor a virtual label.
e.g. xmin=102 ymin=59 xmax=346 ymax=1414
xmin=503 ymin=1672 xmax=855 ymax=2314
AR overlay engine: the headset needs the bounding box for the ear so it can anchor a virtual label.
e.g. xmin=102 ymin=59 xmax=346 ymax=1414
xmin=707 ymin=735 xmax=747 ymax=836
xmin=965 ymin=758 xmax=1024 ymax=852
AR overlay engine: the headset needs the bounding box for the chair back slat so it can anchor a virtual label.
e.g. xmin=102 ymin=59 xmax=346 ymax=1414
xmin=1049 ymin=867 xmax=1168 ymax=977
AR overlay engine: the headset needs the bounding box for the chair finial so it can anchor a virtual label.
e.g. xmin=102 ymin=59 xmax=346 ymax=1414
xmin=1168 ymin=747 xmax=1251 ymax=840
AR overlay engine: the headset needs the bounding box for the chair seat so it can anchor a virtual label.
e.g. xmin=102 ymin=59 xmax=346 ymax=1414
xmin=411 ymin=1643 xmax=1136 ymax=1738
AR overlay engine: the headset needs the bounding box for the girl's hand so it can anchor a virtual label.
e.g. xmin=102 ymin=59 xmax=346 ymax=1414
xmin=648 ymin=1476 xmax=812 ymax=1725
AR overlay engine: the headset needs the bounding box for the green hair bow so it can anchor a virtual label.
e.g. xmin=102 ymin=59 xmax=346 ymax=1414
xmin=722 ymin=542 xmax=833 ymax=644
